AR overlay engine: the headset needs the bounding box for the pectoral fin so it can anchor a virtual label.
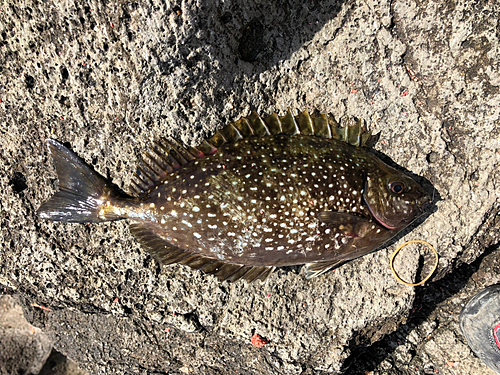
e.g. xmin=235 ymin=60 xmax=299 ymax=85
xmin=318 ymin=211 xmax=374 ymax=238
xmin=304 ymin=259 xmax=345 ymax=279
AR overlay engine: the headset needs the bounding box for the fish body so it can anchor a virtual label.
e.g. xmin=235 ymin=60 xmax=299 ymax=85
xmin=38 ymin=110 xmax=431 ymax=282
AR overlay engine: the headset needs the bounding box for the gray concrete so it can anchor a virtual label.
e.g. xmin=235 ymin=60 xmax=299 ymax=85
xmin=1 ymin=0 xmax=499 ymax=373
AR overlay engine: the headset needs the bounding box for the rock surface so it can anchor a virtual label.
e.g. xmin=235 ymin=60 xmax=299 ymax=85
xmin=0 ymin=0 xmax=499 ymax=374
xmin=346 ymin=240 xmax=500 ymax=374
xmin=0 ymin=295 xmax=53 ymax=375
xmin=0 ymin=295 xmax=87 ymax=375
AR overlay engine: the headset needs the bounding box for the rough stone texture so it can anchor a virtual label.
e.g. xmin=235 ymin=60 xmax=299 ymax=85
xmin=345 ymin=242 xmax=500 ymax=375
xmin=39 ymin=349 xmax=89 ymax=375
xmin=0 ymin=295 xmax=53 ymax=375
xmin=0 ymin=0 xmax=499 ymax=374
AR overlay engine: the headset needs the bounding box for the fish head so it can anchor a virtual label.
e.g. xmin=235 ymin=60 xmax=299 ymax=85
xmin=363 ymin=163 xmax=431 ymax=231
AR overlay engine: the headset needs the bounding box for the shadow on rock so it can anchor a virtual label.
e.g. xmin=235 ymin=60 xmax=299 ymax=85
xmin=341 ymin=244 xmax=500 ymax=374
xmin=136 ymin=0 xmax=346 ymax=132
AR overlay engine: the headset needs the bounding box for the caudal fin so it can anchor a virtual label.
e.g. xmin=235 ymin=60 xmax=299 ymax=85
xmin=37 ymin=139 xmax=119 ymax=223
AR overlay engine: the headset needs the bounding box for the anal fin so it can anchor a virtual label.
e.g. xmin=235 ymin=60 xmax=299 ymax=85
xmin=129 ymin=224 xmax=274 ymax=283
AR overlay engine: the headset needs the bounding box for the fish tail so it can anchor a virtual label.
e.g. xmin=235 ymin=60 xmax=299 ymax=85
xmin=37 ymin=139 xmax=122 ymax=223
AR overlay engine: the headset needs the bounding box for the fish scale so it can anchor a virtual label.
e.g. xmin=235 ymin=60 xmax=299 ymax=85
xmin=136 ymin=136 xmax=372 ymax=263
xmin=38 ymin=109 xmax=431 ymax=282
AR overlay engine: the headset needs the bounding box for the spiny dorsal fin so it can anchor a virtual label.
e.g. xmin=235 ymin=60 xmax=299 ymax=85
xmin=224 ymin=109 xmax=373 ymax=146
xmin=246 ymin=111 xmax=271 ymax=136
xmin=296 ymin=109 xmax=315 ymax=135
xmin=331 ymin=116 xmax=373 ymax=147
xmin=130 ymin=109 xmax=375 ymax=196
xmin=263 ymin=112 xmax=283 ymax=134
xmin=312 ymin=113 xmax=332 ymax=138
xmin=129 ymin=223 xmax=274 ymax=283
xmin=279 ymin=109 xmax=300 ymax=135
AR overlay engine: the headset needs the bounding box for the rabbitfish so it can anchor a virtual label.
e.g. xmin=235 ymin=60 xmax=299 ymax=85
xmin=38 ymin=110 xmax=431 ymax=282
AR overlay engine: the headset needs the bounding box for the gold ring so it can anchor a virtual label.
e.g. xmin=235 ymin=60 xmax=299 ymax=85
xmin=390 ymin=240 xmax=438 ymax=287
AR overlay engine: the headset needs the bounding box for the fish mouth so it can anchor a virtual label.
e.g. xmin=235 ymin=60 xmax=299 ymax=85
xmin=418 ymin=195 xmax=433 ymax=213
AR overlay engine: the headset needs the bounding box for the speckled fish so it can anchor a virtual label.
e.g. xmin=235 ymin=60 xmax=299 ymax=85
xmin=38 ymin=109 xmax=431 ymax=282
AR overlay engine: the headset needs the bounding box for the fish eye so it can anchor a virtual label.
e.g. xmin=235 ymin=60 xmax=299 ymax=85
xmin=389 ymin=181 xmax=405 ymax=194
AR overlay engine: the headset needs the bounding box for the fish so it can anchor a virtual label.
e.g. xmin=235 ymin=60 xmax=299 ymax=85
xmin=37 ymin=109 xmax=431 ymax=283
